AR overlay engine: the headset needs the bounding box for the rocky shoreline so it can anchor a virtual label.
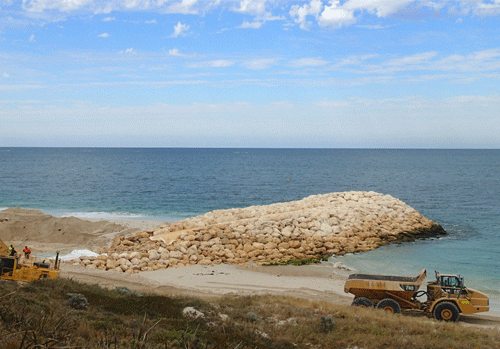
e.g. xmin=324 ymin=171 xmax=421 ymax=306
xmin=74 ymin=191 xmax=446 ymax=274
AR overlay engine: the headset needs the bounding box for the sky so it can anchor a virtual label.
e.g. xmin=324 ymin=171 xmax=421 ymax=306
xmin=1 ymin=0 xmax=500 ymax=148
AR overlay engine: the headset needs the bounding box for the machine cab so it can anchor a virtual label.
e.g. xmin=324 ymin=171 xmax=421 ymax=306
xmin=433 ymin=271 xmax=468 ymax=296
xmin=0 ymin=256 xmax=18 ymax=277
xmin=440 ymin=275 xmax=463 ymax=288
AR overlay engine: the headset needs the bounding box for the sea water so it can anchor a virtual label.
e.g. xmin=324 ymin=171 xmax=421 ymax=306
xmin=1 ymin=148 xmax=499 ymax=310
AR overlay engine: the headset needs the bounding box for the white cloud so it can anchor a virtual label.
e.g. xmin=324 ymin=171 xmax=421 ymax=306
xmin=12 ymin=0 xmax=500 ymax=32
xmin=238 ymin=20 xmax=263 ymax=29
xmin=95 ymin=4 xmax=113 ymax=13
xmin=102 ymin=16 xmax=115 ymax=21
xmin=29 ymin=34 xmax=35 ymax=42
xmin=336 ymin=48 xmax=500 ymax=75
xmin=357 ymin=24 xmax=388 ymax=29
xmin=171 ymin=21 xmax=190 ymax=38
xmin=288 ymin=0 xmax=500 ymax=30
xmin=23 ymin=0 xmax=94 ymax=12
xmin=242 ymin=58 xmax=276 ymax=70
xmin=168 ymin=48 xmax=183 ymax=56
xmin=471 ymin=48 xmax=500 ymax=61
xmin=19 ymin=0 xmax=216 ymax=15
xmin=380 ymin=52 xmax=438 ymax=72
xmin=331 ymin=54 xmax=379 ymax=69
xmin=2 ymin=72 xmax=10 ymax=78
xmin=290 ymin=0 xmax=323 ymax=30
xmin=318 ymin=0 xmax=356 ymax=28
xmin=290 ymin=57 xmax=329 ymax=68
xmin=119 ymin=48 xmax=136 ymax=54
xmin=339 ymin=51 xmax=439 ymax=74
xmin=168 ymin=48 xmax=195 ymax=57
xmin=431 ymin=49 xmax=500 ymax=72
xmin=98 ymin=32 xmax=109 ymax=37
xmin=9 ymin=0 xmax=500 ymax=32
xmin=234 ymin=0 xmax=267 ymax=16
xmin=387 ymin=51 xmax=437 ymax=65
xmin=471 ymin=1 xmax=500 ymax=16
xmin=164 ymin=0 xmax=199 ymax=14
xmin=188 ymin=60 xmax=234 ymax=68
xmin=343 ymin=0 xmax=414 ymax=18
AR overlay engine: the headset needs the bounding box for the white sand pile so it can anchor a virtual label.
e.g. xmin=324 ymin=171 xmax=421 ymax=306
xmin=60 ymin=249 xmax=101 ymax=260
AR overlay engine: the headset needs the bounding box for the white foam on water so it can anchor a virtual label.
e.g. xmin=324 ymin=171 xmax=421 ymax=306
xmin=60 ymin=211 xmax=147 ymax=220
xmin=1 ymin=207 xmax=187 ymax=223
xmin=44 ymin=209 xmax=177 ymax=222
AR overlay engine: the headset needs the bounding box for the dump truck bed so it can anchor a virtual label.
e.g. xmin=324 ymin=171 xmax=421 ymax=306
xmin=344 ymin=269 xmax=427 ymax=303
xmin=347 ymin=273 xmax=422 ymax=283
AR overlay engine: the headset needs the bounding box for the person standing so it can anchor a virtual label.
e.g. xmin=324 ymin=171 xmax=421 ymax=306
xmin=23 ymin=246 xmax=31 ymax=259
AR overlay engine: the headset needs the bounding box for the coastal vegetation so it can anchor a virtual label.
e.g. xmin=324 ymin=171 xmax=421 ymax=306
xmin=1 ymin=278 xmax=498 ymax=349
xmin=262 ymin=256 xmax=330 ymax=266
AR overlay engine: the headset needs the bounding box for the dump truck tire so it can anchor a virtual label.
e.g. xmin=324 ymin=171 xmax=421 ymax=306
xmin=433 ymin=301 xmax=460 ymax=322
xmin=352 ymin=297 xmax=373 ymax=308
xmin=377 ymin=298 xmax=401 ymax=314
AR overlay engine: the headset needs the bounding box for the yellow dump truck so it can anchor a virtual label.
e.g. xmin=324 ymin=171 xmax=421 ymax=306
xmin=0 ymin=253 xmax=60 ymax=282
xmin=344 ymin=269 xmax=489 ymax=322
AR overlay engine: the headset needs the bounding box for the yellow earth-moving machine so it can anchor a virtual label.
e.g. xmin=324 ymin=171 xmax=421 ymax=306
xmin=0 ymin=240 xmax=59 ymax=282
xmin=0 ymin=239 xmax=10 ymax=255
xmin=344 ymin=269 xmax=489 ymax=322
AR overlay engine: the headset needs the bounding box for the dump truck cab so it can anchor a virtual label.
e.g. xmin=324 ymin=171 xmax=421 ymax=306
xmin=426 ymin=271 xmax=489 ymax=321
xmin=427 ymin=272 xmax=465 ymax=299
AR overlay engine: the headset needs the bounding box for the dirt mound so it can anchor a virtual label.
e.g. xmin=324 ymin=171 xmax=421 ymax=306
xmin=0 ymin=208 xmax=132 ymax=251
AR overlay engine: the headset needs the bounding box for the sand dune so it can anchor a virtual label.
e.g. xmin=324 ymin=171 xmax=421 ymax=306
xmin=0 ymin=207 xmax=158 ymax=254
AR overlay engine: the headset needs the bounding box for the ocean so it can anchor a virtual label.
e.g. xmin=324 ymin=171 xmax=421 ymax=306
xmin=1 ymin=148 xmax=499 ymax=310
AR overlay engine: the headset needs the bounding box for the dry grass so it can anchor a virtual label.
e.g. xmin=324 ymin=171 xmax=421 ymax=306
xmin=0 ymin=279 xmax=499 ymax=349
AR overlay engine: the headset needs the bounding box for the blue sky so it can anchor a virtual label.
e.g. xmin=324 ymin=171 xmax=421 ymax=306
xmin=1 ymin=0 xmax=500 ymax=148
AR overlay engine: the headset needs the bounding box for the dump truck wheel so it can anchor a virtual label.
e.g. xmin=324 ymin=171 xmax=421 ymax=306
xmin=377 ymin=298 xmax=401 ymax=314
xmin=352 ymin=297 xmax=373 ymax=308
xmin=433 ymin=301 xmax=460 ymax=322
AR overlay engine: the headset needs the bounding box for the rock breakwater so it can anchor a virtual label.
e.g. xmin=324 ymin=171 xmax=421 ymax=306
xmin=75 ymin=191 xmax=446 ymax=274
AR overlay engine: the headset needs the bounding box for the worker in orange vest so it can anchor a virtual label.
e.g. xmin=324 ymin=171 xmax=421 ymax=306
xmin=23 ymin=246 xmax=31 ymax=259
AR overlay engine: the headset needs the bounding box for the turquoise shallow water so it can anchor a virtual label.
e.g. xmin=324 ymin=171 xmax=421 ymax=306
xmin=1 ymin=148 xmax=499 ymax=309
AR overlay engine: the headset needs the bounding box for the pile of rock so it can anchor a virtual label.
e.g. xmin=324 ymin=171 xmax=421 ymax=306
xmin=74 ymin=191 xmax=446 ymax=273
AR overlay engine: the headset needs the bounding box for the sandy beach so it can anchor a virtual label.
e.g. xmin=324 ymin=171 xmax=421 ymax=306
xmin=61 ymin=261 xmax=353 ymax=305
